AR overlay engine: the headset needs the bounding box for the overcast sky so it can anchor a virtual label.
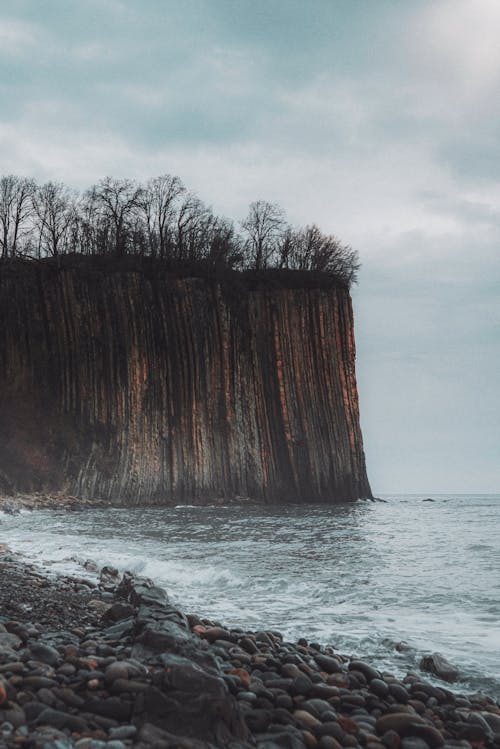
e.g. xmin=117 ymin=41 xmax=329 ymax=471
xmin=1 ymin=0 xmax=499 ymax=493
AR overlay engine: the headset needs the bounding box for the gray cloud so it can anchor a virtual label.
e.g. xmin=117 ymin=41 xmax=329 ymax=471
xmin=0 ymin=0 xmax=499 ymax=492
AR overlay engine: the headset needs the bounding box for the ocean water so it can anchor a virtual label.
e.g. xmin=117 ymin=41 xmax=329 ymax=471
xmin=1 ymin=494 xmax=499 ymax=698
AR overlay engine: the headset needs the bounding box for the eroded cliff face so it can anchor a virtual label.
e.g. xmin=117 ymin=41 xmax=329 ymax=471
xmin=0 ymin=262 xmax=371 ymax=503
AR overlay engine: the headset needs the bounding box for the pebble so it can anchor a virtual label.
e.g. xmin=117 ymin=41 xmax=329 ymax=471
xmin=371 ymin=678 xmax=390 ymax=698
xmin=0 ymin=557 xmax=498 ymax=749
xmin=376 ymin=713 xmax=425 ymax=735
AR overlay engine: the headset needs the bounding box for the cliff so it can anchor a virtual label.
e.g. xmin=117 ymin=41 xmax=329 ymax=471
xmin=0 ymin=259 xmax=371 ymax=504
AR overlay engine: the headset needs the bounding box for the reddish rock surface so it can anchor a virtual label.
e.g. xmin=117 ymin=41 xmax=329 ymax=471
xmin=0 ymin=262 xmax=371 ymax=504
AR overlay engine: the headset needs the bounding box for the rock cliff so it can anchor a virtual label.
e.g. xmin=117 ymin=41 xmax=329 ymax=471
xmin=0 ymin=260 xmax=371 ymax=503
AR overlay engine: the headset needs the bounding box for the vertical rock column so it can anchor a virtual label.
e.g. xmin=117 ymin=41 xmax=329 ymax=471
xmin=0 ymin=265 xmax=371 ymax=503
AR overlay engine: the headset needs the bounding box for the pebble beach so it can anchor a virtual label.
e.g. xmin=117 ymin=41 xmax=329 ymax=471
xmin=1 ymin=545 xmax=500 ymax=749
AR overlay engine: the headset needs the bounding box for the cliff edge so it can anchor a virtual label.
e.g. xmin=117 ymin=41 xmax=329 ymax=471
xmin=0 ymin=259 xmax=371 ymax=503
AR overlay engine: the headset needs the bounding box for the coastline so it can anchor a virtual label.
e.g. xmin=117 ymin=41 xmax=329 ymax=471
xmin=0 ymin=494 xmax=108 ymax=513
xmin=1 ymin=548 xmax=499 ymax=749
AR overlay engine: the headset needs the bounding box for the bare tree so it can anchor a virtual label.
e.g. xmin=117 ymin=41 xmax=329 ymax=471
xmin=0 ymin=175 xmax=35 ymax=258
xmin=287 ymin=224 xmax=360 ymax=285
xmin=76 ymin=190 xmax=103 ymax=255
xmin=0 ymin=173 xmax=360 ymax=285
xmin=91 ymin=177 xmax=143 ymax=257
xmin=32 ymin=181 xmax=77 ymax=257
xmin=140 ymin=174 xmax=185 ymax=258
xmin=207 ymin=217 xmax=243 ymax=269
xmin=174 ymin=194 xmax=211 ymax=261
xmin=277 ymin=225 xmax=300 ymax=269
xmin=241 ymin=200 xmax=286 ymax=269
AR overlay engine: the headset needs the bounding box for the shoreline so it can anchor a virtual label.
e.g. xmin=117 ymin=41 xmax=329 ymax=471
xmin=0 ymin=548 xmax=499 ymax=749
xmin=0 ymin=493 xmax=382 ymax=516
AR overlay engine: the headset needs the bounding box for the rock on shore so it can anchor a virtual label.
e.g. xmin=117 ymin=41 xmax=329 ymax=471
xmin=1 ymin=550 xmax=499 ymax=749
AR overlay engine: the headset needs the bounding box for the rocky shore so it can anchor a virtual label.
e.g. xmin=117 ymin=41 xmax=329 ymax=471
xmin=1 ymin=549 xmax=499 ymax=749
xmin=0 ymin=495 xmax=107 ymax=513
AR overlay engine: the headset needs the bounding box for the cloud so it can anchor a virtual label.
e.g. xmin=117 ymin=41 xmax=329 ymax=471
xmin=411 ymin=0 xmax=500 ymax=97
xmin=0 ymin=17 xmax=40 ymax=57
xmin=0 ymin=0 xmax=498 ymax=491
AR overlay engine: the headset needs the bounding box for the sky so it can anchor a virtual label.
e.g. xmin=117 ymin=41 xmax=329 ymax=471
xmin=0 ymin=0 xmax=498 ymax=493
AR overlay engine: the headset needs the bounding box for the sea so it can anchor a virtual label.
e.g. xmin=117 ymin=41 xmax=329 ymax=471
xmin=1 ymin=494 xmax=499 ymax=699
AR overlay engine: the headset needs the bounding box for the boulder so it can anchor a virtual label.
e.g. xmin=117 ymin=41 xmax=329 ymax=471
xmin=419 ymin=654 xmax=460 ymax=683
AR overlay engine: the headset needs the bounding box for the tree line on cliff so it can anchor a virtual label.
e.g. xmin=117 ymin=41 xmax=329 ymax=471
xmin=0 ymin=174 xmax=360 ymax=287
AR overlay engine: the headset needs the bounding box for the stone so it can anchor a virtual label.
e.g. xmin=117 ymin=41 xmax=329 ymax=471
xmin=291 ymin=674 xmax=313 ymax=696
xmin=401 ymin=739 xmax=430 ymax=749
xmin=103 ymin=602 xmax=135 ymax=622
xmin=301 ymin=698 xmax=333 ymax=717
xmin=22 ymin=676 xmax=57 ymax=689
xmin=419 ymin=654 xmax=460 ymax=683
xmin=84 ymin=697 xmax=132 ymax=722
xmin=294 ymin=709 xmax=322 ymax=730
xmin=161 ymin=653 xmax=226 ymax=697
xmin=134 ymin=619 xmax=189 ymax=652
xmin=376 ymin=714 xmax=425 ymax=736
xmin=108 ymin=724 xmax=137 ymax=739
xmin=315 ymin=654 xmax=343 ymax=674
xmin=0 ymin=633 xmax=22 ymax=651
xmin=318 ymin=738 xmax=343 ymax=749
xmin=348 ymin=660 xmax=381 ymax=682
xmin=389 ymin=683 xmax=410 ymax=703
xmin=35 ymin=707 xmax=88 ymax=732
xmin=371 ymin=678 xmax=390 ymax=698
xmin=87 ymin=600 xmax=111 ymax=616
xmin=102 ymin=617 xmax=135 ymax=640
xmin=110 ymin=677 xmax=150 ymax=693
xmin=406 ymin=724 xmax=445 ymax=748
xmin=480 ymin=712 xmax=500 ymax=733
xmin=256 ymin=731 xmax=307 ymax=749
xmin=246 ymin=708 xmax=272 ymax=733
xmin=105 ymin=662 xmax=129 ymax=682
xmin=28 ymin=642 xmax=60 ymax=666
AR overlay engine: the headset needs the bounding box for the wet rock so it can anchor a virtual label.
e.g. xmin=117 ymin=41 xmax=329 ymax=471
xmin=348 ymin=660 xmax=381 ymax=682
xmin=420 ymin=654 xmax=460 ymax=683
xmin=381 ymin=729 xmax=401 ymax=749
xmin=246 ymin=708 xmax=273 ymax=733
xmin=84 ymin=697 xmax=132 ymax=722
xmin=35 ymin=707 xmax=88 ymax=732
xmin=1 ymin=563 xmax=499 ymax=749
xmin=318 ymin=738 xmax=343 ymax=749
xmin=5 ymin=621 xmax=31 ymax=642
xmin=87 ymin=599 xmax=111 ymax=616
xmin=294 ymin=708 xmax=322 ymax=730
xmin=0 ymin=632 xmax=22 ymax=650
xmin=406 ymin=724 xmax=444 ymax=748
xmin=104 ymin=661 xmax=129 ymax=683
xmin=102 ymin=601 xmax=135 ymax=622
xmin=22 ymin=676 xmax=57 ymax=689
xmin=28 ymin=642 xmax=60 ymax=666
xmin=99 ymin=566 xmax=120 ymax=585
xmin=0 ymin=704 xmax=26 ymax=728
xmin=291 ymin=674 xmax=314 ymax=696
xmin=400 ymin=739 xmax=430 ymax=749
xmin=480 ymin=712 xmax=500 ymax=733
xmin=389 ymin=683 xmax=410 ymax=703
xmin=108 ymin=724 xmax=137 ymax=739
xmin=101 ymin=617 xmax=135 ymax=640
xmin=315 ymin=654 xmax=343 ymax=674
xmin=376 ymin=714 xmax=425 ymax=736
xmin=371 ymin=678 xmax=390 ymax=698
xmin=256 ymin=730 xmax=307 ymax=749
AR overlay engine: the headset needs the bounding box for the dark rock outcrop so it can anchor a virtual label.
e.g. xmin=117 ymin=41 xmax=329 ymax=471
xmin=0 ymin=260 xmax=371 ymax=503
